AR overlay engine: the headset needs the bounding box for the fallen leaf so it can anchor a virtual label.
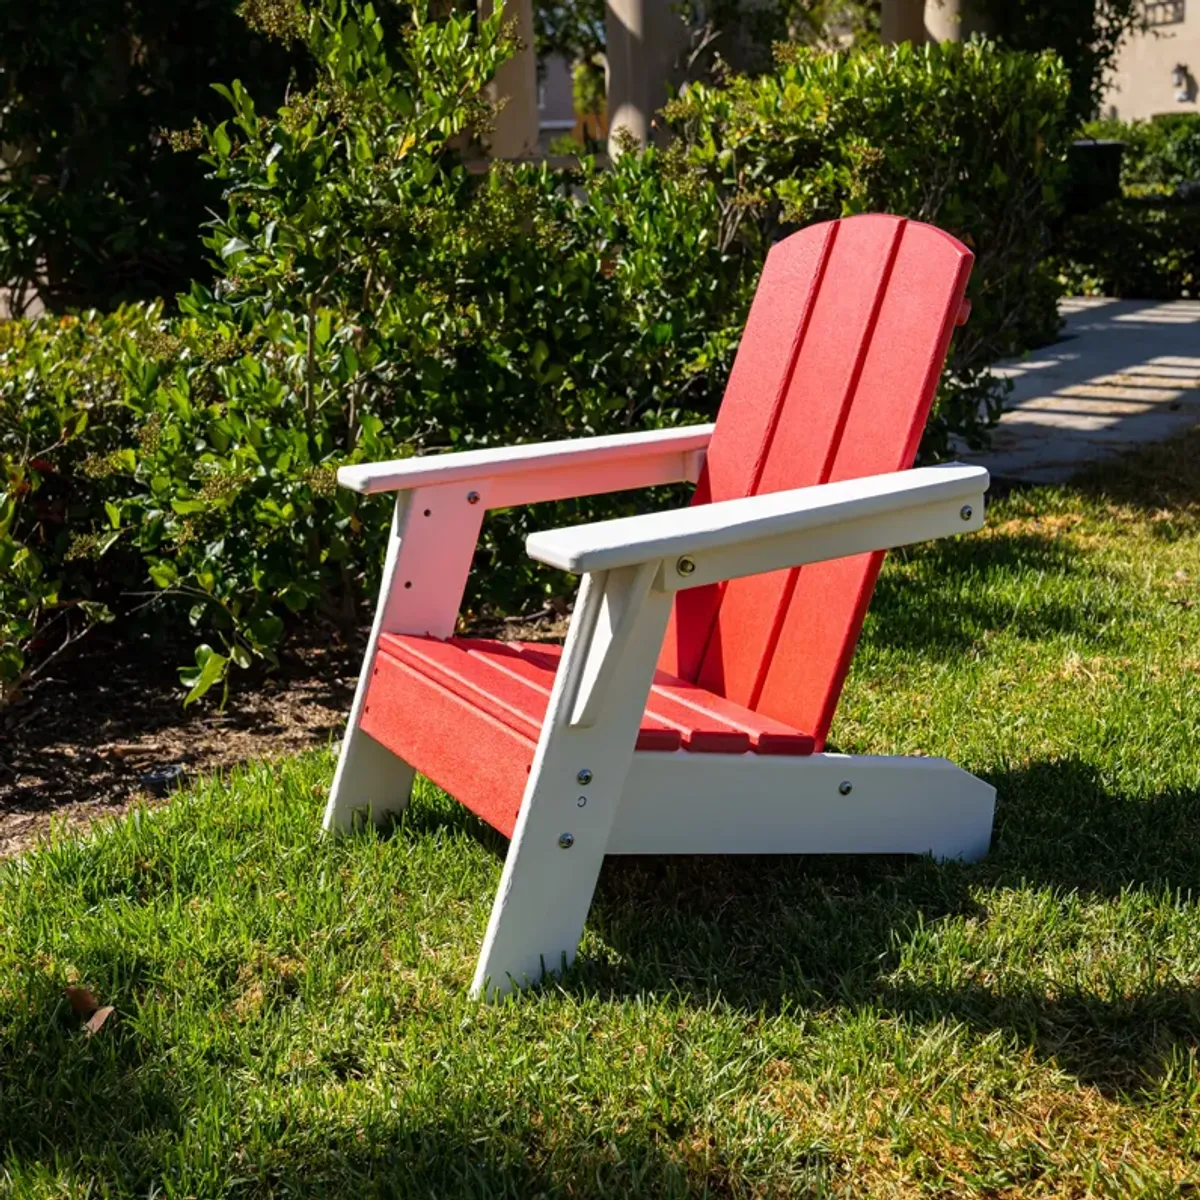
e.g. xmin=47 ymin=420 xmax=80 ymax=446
xmin=64 ymin=985 xmax=100 ymax=1016
xmin=84 ymin=1005 xmax=116 ymax=1036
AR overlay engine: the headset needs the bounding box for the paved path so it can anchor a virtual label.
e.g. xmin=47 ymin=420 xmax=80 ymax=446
xmin=957 ymin=297 xmax=1200 ymax=484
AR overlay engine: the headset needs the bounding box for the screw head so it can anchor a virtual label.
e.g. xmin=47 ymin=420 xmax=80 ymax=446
xmin=676 ymin=555 xmax=696 ymax=577
xmin=467 ymin=490 xmax=481 ymax=505
xmin=576 ymin=768 xmax=593 ymax=785
xmin=838 ymin=780 xmax=853 ymax=796
xmin=558 ymin=832 xmax=575 ymax=849
xmin=960 ymin=504 xmax=974 ymax=521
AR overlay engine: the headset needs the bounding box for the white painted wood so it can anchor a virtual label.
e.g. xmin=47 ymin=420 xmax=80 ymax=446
xmin=525 ymin=464 xmax=988 ymax=578
xmin=336 ymin=425 xmax=714 ymax=496
xmin=608 ymin=752 xmax=996 ymax=862
xmin=569 ymin=558 xmax=659 ymax=729
xmin=664 ymin=494 xmax=987 ymax=593
xmin=323 ymin=483 xmax=485 ymax=833
xmin=471 ymin=564 xmax=675 ymax=998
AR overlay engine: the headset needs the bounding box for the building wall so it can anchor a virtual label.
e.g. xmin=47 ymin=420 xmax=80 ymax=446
xmin=1105 ymin=2 xmax=1199 ymax=120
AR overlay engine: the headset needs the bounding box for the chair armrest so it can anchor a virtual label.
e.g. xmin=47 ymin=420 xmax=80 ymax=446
xmin=525 ymin=464 xmax=989 ymax=588
xmin=336 ymin=425 xmax=714 ymax=508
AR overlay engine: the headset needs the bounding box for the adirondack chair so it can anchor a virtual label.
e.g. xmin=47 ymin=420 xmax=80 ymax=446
xmin=326 ymin=213 xmax=995 ymax=998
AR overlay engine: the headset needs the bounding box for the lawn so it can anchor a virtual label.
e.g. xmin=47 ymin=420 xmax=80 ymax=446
xmin=3 ymin=432 xmax=1200 ymax=1198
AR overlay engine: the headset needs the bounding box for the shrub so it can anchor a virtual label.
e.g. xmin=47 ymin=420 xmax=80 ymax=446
xmin=0 ymin=12 xmax=1074 ymax=707
xmin=0 ymin=0 xmax=306 ymax=312
xmin=1057 ymin=114 xmax=1200 ymax=299
xmin=975 ymin=0 xmax=1144 ymax=124
xmin=1082 ymin=113 xmax=1200 ymax=193
xmin=0 ymin=1 xmax=744 ymax=705
xmin=661 ymin=39 xmax=1075 ymax=454
xmin=1057 ymin=196 xmax=1200 ymax=299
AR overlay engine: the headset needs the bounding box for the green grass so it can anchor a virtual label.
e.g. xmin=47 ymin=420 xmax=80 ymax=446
xmin=5 ymin=432 xmax=1200 ymax=1197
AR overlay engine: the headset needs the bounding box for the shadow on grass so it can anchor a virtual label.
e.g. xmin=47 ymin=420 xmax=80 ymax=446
xmin=573 ymin=756 xmax=1200 ymax=1095
xmin=865 ymin=529 xmax=1104 ymax=658
xmin=1068 ymin=425 xmax=1200 ymax=519
xmin=0 ymin=1030 xmax=693 ymax=1196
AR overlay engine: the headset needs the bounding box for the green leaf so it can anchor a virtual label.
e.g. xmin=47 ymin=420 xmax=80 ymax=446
xmin=149 ymin=561 xmax=178 ymax=589
xmin=182 ymin=645 xmax=229 ymax=707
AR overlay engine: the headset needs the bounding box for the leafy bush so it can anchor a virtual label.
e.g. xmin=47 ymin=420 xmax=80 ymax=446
xmin=0 ymin=0 xmax=306 ymax=312
xmin=661 ymin=39 xmax=1074 ymax=453
xmin=1 ymin=1 xmax=744 ymax=705
xmin=1058 ymin=114 xmax=1200 ymax=299
xmin=0 ymin=10 xmax=1075 ymax=707
xmin=1082 ymin=113 xmax=1200 ymax=193
xmin=975 ymin=0 xmax=1144 ymax=123
xmin=1057 ymin=196 xmax=1200 ymax=299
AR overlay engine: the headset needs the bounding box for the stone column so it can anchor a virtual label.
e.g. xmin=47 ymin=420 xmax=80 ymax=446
xmin=605 ymin=0 xmax=689 ymax=156
xmin=924 ymin=0 xmax=991 ymax=43
xmin=482 ymin=0 xmax=539 ymax=158
xmin=880 ymin=0 xmax=927 ymax=45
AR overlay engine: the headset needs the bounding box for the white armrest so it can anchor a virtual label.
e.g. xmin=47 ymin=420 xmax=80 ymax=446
xmin=337 ymin=425 xmax=714 ymax=503
xmin=526 ymin=464 xmax=989 ymax=588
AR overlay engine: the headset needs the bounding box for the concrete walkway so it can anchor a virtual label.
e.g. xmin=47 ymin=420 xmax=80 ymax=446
xmin=957 ymin=297 xmax=1200 ymax=484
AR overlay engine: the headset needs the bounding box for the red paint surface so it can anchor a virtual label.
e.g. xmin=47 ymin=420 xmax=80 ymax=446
xmin=660 ymin=215 xmax=973 ymax=748
xmin=360 ymin=215 xmax=972 ymax=832
xmin=361 ymin=633 xmax=818 ymax=833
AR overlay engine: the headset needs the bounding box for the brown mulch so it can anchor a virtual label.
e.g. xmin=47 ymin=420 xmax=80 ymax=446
xmin=0 ymin=623 xmax=362 ymax=860
xmin=0 ymin=612 xmax=569 ymax=861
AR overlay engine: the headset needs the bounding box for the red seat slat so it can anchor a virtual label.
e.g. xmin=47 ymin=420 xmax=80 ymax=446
xmin=361 ymin=650 xmax=534 ymax=836
xmin=373 ymin=634 xmax=815 ymax=761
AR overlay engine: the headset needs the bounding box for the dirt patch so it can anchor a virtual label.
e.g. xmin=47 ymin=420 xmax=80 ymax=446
xmin=0 ymin=622 xmax=361 ymax=859
xmin=0 ymin=611 xmax=569 ymax=860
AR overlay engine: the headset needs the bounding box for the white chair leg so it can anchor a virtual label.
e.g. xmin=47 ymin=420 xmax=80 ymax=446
xmin=324 ymin=483 xmax=484 ymax=836
xmin=323 ymin=724 xmax=417 ymax=834
xmin=471 ymin=564 xmax=673 ymax=998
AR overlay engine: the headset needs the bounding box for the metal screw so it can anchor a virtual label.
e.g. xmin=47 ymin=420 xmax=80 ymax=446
xmin=577 ymin=796 xmax=587 ymax=808
xmin=838 ymin=780 xmax=853 ymax=796
xmin=467 ymin=490 xmax=480 ymax=505
xmin=558 ymin=832 xmax=575 ymax=849
xmin=576 ymin=768 xmax=593 ymax=785
xmin=960 ymin=504 xmax=973 ymax=521
xmin=676 ymin=555 xmax=696 ymax=577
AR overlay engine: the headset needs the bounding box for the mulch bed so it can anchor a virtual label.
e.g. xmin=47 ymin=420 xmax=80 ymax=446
xmin=1 ymin=611 xmax=569 ymax=860
xmin=0 ymin=623 xmax=362 ymax=859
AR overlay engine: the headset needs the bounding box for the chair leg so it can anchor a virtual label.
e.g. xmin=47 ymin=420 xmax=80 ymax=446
xmin=323 ymin=483 xmax=483 ymax=836
xmin=468 ymin=744 xmax=629 ymax=998
xmin=471 ymin=565 xmax=673 ymax=998
xmin=323 ymin=724 xmax=416 ymax=834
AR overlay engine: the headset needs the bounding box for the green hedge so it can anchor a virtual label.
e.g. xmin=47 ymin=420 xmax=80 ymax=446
xmin=1058 ymin=196 xmax=1200 ymax=299
xmin=1058 ymin=114 xmax=1200 ymax=299
xmin=0 ymin=0 xmax=308 ymax=313
xmin=1082 ymin=113 xmax=1200 ymax=192
xmin=0 ymin=7 xmax=1074 ymax=707
xmin=662 ymin=39 xmax=1073 ymax=444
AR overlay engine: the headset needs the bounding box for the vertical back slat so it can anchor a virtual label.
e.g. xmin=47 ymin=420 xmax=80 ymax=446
xmin=692 ymin=216 xmax=906 ymax=706
xmin=657 ymin=220 xmax=837 ymax=681
xmin=752 ymin=221 xmax=973 ymax=741
xmin=659 ymin=213 xmax=973 ymax=749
